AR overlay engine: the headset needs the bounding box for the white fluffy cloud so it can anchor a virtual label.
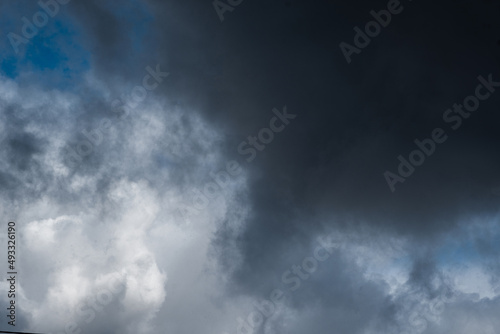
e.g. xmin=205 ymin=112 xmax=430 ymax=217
xmin=0 ymin=72 xmax=250 ymax=334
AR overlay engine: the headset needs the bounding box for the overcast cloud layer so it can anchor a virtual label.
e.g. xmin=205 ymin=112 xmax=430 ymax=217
xmin=1 ymin=0 xmax=500 ymax=333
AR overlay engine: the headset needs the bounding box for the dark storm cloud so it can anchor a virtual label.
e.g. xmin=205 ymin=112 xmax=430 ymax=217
xmin=0 ymin=101 xmax=54 ymax=204
xmin=65 ymin=1 xmax=158 ymax=80
xmin=54 ymin=0 xmax=500 ymax=329
xmin=69 ymin=0 xmax=500 ymax=240
xmin=2 ymin=0 xmax=500 ymax=333
xmin=131 ymin=0 xmax=500 ymax=297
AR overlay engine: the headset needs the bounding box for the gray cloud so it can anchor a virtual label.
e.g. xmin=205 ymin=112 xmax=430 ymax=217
xmin=1 ymin=0 xmax=500 ymax=333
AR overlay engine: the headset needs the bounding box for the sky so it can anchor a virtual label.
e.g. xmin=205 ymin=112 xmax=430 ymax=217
xmin=0 ymin=0 xmax=500 ymax=333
